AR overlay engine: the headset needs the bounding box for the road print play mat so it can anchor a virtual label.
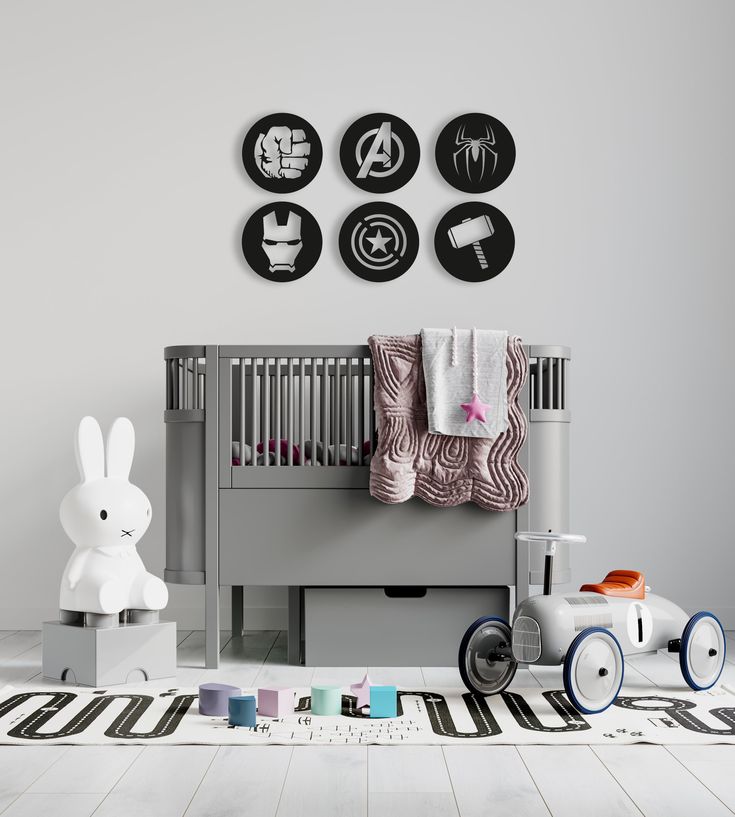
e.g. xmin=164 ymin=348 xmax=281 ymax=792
xmin=2 ymin=685 xmax=735 ymax=745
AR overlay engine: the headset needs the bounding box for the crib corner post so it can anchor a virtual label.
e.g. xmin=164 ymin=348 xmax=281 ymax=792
xmin=515 ymin=355 xmax=532 ymax=608
xmin=205 ymin=344 xmax=221 ymax=668
xmin=515 ymin=529 xmax=530 ymax=607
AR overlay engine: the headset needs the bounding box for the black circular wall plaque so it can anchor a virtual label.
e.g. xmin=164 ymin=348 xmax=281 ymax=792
xmin=242 ymin=113 xmax=323 ymax=193
xmin=435 ymin=113 xmax=515 ymax=193
xmin=339 ymin=113 xmax=420 ymax=193
xmin=242 ymin=202 xmax=322 ymax=283
xmin=339 ymin=202 xmax=419 ymax=282
xmin=434 ymin=202 xmax=514 ymax=282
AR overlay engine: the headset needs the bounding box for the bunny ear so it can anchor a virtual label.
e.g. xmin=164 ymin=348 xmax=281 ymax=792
xmin=106 ymin=417 xmax=135 ymax=480
xmin=75 ymin=416 xmax=104 ymax=483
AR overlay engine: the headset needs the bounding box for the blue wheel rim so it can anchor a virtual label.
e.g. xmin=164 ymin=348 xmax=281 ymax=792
xmin=679 ymin=611 xmax=726 ymax=691
xmin=563 ymin=627 xmax=624 ymax=715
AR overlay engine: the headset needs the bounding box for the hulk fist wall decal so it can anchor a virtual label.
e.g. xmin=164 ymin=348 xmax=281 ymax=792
xmin=242 ymin=113 xmax=322 ymax=193
xmin=255 ymin=126 xmax=311 ymax=179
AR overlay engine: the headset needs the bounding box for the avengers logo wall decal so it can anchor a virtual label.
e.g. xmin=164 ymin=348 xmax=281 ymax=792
xmin=242 ymin=113 xmax=322 ymax=193
xmin=339 ymin=114 xmax=420 ymax=193
xmin=434 ymin=202 xmax=515 ymax=282
xmin=241 ymin=203 xmax=322 ymax=283
xmin=339 ymin=203 xmax=419 ymax=282
xmin=239 ymin=111 xmax=516 ymax=282
xmin=435 ymin=113 xmax=515 ymax=193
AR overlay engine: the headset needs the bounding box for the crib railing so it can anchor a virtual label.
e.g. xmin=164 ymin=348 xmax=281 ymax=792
xmin=163 ymin=343 xmax=570 ymax=490
xmin=528 ymin=346 xmax=570 ymax=416
xmin=165 ymin=345 xmax=569 ymax=422
xmin=226 ymin=350 xmax=376 ymax=469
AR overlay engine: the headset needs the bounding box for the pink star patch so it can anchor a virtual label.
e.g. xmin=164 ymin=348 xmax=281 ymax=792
xmin=460 ymin=393 xmax=491 ymax=423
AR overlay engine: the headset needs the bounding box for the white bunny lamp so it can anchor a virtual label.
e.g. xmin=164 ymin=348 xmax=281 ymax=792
xmin=59 ymin=416 xmax=168 ymax=620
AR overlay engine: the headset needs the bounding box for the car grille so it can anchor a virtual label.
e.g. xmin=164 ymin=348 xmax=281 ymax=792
xmin=512 ymin=616 xmax=542 ymax=663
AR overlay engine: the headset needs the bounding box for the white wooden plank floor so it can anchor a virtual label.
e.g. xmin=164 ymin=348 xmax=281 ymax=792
xmin=0 ymin=629 xmax=733 ymax=817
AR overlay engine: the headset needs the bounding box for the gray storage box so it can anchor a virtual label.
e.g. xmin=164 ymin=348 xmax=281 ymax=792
xmin=303 ymin=586 xmax=508 ymax=666
xmin=42 ymin=620 xmax=177 ymax=687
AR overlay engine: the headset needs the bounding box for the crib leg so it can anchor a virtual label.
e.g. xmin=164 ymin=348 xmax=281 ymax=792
xmin=287 ymin=586 xmax=303 ymax=665
xmin=205 ymin=581 xmax=220 ymax=669
xmin=232 ymin=586 xmax=244 ymax=638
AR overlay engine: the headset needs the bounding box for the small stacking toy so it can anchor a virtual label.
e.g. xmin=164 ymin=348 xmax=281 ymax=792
xmin=369 ymin=685 xmax=398 ymax=718
xmin=350 ymin=674 xmax=372 ymax=708
xmin=310 ymin=684 xmax=342 ymax=715
xmin=228 ymin=694 xmax=257 ymax=727
xmin=258 ymin=687 xmax=294 ymax=718
xmin=198 ymin=683 xmax=241 ymax=716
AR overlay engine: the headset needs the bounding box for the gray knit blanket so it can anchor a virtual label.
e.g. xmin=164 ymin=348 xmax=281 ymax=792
xmin=368 ymin=334 xmax=529 ymax=510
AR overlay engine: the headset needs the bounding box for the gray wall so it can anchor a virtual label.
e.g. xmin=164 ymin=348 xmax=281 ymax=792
xmin=1 ymin=0 xmax=733 ymax=630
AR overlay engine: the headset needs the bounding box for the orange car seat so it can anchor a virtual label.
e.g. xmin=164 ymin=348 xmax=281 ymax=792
xmin=580 ymin=570 xmax=645 ymax=599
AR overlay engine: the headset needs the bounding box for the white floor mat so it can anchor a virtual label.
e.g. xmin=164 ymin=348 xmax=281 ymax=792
xmin=1 ymin=684 xmax=735 ymax=745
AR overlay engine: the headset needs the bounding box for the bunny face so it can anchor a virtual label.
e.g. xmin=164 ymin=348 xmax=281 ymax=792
xmin=59 ymin=416 xmax=152 ymax=550
xmin=60 ymin=480 xmax=152 ymax=550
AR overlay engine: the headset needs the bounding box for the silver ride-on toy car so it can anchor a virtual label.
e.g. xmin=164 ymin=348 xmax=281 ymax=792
xmin=459 ymin=531 xmax=727 ymax=713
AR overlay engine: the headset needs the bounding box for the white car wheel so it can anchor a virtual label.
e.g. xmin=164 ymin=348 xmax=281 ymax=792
xmin=680 ymin=612 xmax=726 ymax=691
xmin=563 ymin=627 xmax=624 ymax=714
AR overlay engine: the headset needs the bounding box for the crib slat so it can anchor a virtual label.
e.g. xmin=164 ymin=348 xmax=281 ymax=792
xmin=334 ymin=357 xmax=340 ymax=466
xmin=166 ymin=359 xmax=174 ymax=410
xmin=263 ymin=358 xmax=270 ymax=467
xmin=182 ymin=358 xmax=189 ymax=409
xmin=299 ymin=359 xmax=305 ymax=467
xmin=309 ymin=357 xmax=317 ymax=465
xmin=274 ymin=359 xmax=281 ymax=466
xmin=239 ymin=358 xmax=246 ymax=467
xmin=346 ymin=358 xmax=353 ymax=466
xmin=193 ymin=357 xmax=200 ymax=410
xmin=368 ymin=359 xmax=375 ymax=454
xmin=535 ymin=358 xmax=542 ymax=410
xmin=321 ymin=357 xmax=329 ymax=465
xmin=358 ymin=359 xmax=365 ymax=462
xmin=287 ymin=360 xmax=294 ymax=466
xmin=250 ymin=358 xmax=257 ymax=467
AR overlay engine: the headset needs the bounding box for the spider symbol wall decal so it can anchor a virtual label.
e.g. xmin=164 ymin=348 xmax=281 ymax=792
xmin=453 ymin=124 xmax=498 ymax=182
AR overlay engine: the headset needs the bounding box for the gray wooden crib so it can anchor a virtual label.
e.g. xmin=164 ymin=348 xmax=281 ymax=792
xmin=163 ymin=344 xmax=572 ymax=668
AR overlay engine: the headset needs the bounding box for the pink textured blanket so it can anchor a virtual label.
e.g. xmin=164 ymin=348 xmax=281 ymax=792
xmin=368 ymin=334 xmax=529 ymax=510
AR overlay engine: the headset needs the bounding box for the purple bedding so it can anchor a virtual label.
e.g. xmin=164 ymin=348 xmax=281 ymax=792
xmin=368 ymin=334 xmax=529 ymax=510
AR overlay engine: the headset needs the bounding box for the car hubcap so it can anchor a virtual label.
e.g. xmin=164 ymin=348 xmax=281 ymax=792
xmin=688 ymin=619 xmax=724 ymax=686
xmin=574 ymin=638 xmax=617 ymax=702
xmin=466 ymin=623 xmax=514 ymax=693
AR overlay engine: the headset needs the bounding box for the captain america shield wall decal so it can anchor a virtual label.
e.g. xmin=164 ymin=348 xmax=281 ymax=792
xmin=339 ymin=114 xmax=420 ymax=193
xmin=435 ymin=113 xmax=515 ymax=193
xmin=242 ymin=203 xmax=322 ymax=283
xmin=339 ymin=202 xmax=419 ymax=282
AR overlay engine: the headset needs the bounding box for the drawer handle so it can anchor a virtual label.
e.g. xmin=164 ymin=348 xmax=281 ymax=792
xmin=384 ymin=587 xmax=427 ymax=599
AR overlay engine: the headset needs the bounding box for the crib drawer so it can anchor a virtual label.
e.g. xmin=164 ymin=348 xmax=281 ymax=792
xmin=303 ymin=586 xmax=508 ymax=666
xmin=218 ymin=489 xmax=517 ymax=586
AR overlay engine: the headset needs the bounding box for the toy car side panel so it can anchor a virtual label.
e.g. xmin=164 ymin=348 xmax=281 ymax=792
xmin=513 ymin=592 xmax=689 ymax=664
